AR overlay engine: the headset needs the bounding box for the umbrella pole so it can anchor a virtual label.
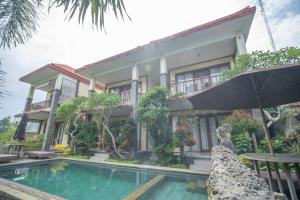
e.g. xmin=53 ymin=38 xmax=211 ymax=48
xmin=250 ymin=75 xmax=275 ymax=156
xmin=259 ymin=106 xmax=275 ymax=156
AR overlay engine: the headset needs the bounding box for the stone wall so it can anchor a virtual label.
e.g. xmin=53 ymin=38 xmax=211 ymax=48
xmin=207 ymin=145 xmax=274 ymax=199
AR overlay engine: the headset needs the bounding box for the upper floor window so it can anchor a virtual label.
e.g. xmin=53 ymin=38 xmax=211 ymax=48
xmin=60 ymin=78 xmax=77 ymax=104
xmin=173 ymin=63 xmax=229 ymax=95
xmin=109 ymin=84 xmax=131 ymax=103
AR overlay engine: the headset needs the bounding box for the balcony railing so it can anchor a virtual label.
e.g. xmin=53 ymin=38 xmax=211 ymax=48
xmin=170 ymin=74 xmax=221 ymax=96
xmin=119 ymin=91 xmax=144 ymax=103
xmin=29 ymin=100 xmax=51 ymax=111
xmin=120 ymin=91 xmax=131 ymax=103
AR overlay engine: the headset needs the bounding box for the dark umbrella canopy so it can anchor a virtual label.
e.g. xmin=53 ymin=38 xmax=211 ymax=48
xmin=14 ymin=113 xmax=28 ymax=140
xmin=188 ymin=63 xmax=300 ymax=156
xmin=189 ymin=64 xmax=300 ymax=110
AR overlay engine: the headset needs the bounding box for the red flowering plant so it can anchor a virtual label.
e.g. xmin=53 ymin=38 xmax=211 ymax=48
xmin=173 ymin=121 xmax=195 ymax=163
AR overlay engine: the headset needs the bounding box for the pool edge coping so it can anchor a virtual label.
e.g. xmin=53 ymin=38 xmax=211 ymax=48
xmin=0 ymin=177 xmax=66 ymax=200
xmin=62 ymin=157 xmax=210 ymax=175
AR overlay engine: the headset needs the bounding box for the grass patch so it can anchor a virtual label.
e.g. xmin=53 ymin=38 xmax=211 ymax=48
xmin=105 ymin=159 xmax=142 ymax=164
xmin=68 ymin=155 xmax=89 ymax=160
xmin=165 ymin=164 xmax=188 ymax=169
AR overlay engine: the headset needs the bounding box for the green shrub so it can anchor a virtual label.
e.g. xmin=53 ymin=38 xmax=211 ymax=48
xmin=167 ymin=163 xmax=188 ymax=169
xmin=224 ymin=111 xmax=259 ymax=136
xmin=0 ymin=127 xmax=16 ymax=144
xmin=221 ymin=47 xmax=300 ymax=81
xmin=224 ymin=111 xmax=258 ymax=154
xmin=76 ymin=121 xmax=99 ymax=154
xmin=239 ymin=155 xmax=252 ymax=166
xmin=22 ymin=133 xmax=44 ymax=150
xmin=259 ymin=136 xmax=289 ymax=153
xmin=0 ymin=116 xmax=18 ymax=134
xmin=68 ymin=155 xmax=89 ymax=160
xmin=232 ymin=132 xmax=252 ymax=154
xmin=155 ymin=143 xmax=175 ymax=165
xmin=284 ymin=125 xmax=300 ymax=155
xmin=138 ymin=86 xmax=174 ymax=166
xmin=104 ymin=119 xmax=136 ymax=152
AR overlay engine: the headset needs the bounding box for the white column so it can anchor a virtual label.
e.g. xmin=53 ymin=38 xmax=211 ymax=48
xmin=24 ymin=86 xmax=35 ymax=112
xmin=132 ymin=64 xmax=139 ymax=81
xmin=27 ymin=86 xmax=35 ymax=99
xmin=131 ymin=64 xmax=140 ymax=150
xmin=235 ymin=30 xmax=247 ymax=56
xmin=89 ymin=77 xmax=96 ymax=97
xmin=160 ymin=57 xmax=167 ymax=74
xmin=43 ymin=74 xmax=63 ymax=150
xmin=54 ymin=74 xmax=63 ymax=90
xmin=160 ymin=57 xmax=168 ymax=88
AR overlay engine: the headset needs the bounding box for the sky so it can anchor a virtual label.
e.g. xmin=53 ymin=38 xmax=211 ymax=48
xmin=0 ymin=0 xmax=300 ymax=119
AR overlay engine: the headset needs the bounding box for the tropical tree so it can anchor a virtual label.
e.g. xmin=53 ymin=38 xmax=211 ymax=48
xmin=0 ymin=61 xmax=8 ymax=105
xmin=138 ymin=86 xmax=174 ymax=164
xmin=0 ymin=116 xmax=17 ymax=133
xmin=87 ymin=92 xmax=125 ymax=159
xmin=221 ymin=47 xmax=300 ymax=129
xmin=0 ymin=0 xmax=129 ymax=49
xmin=56 ymin=96 xmax=87 ymax=152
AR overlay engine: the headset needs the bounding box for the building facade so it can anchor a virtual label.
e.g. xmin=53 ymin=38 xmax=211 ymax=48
xmin=15 ymin=64 xmax=103 ymax=150
xmin=76 ymin=7 xmax=256 ymax=153
xmin=16 ymin=6 xmax=256 ymax=154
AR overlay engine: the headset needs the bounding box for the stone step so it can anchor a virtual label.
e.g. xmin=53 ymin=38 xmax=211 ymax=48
xmin=194 ymin=159 xmax=211 ymax=166
xmin=190 ymin=160 xmax=211 ymax=171
xmin=93 ymin=153 xmax=110 ymax=158
xmin=90 ymin=156 xmax=107 ymax=162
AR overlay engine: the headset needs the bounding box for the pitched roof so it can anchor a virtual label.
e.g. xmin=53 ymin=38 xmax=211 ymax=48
xmin=20 ymin=63 xmax=104 ymax=90
xmin=77 ymin=6 xmax=256 ymax=72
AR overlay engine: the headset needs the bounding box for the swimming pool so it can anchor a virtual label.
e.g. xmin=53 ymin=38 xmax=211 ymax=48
xmin=0 ymin=159 xmax=208 ymax=200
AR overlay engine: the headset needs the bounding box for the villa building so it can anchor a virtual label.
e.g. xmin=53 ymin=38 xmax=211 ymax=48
xmin=15 ymin=63 xmax=103 ymax=150
xmin=16 ymin=6 xmax=256 ymax=153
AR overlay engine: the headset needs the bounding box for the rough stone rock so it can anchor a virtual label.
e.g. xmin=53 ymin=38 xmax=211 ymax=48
xmin=207 ymin=145 xmax=274 ymax=200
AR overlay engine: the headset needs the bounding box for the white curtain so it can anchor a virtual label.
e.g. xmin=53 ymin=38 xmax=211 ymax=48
xmin=199 ymin=118 xmax=209 ymax=150
xmin=209 ymin=117 xmax=218 ymax=146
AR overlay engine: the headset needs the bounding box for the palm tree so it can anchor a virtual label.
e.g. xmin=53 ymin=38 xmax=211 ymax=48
xmin=0 ymin=0 xmax=129 ymax=49
xmin=0 ymin=60 xmax=8 ymax=106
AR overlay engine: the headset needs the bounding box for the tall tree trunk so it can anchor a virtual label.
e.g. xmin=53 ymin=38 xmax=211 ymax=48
xmin=103 ymin=123 xmax=125 ymax=159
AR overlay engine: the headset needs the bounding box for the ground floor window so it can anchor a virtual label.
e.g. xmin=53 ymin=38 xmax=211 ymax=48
xmin=178 ymin=114 xmax=228 ymax=153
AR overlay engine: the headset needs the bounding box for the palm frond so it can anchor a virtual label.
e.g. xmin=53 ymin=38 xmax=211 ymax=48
xmin=0 ymin=0 xmax=41 ymax=49
xmin=52 ymin=0 xmax=130 ymax=30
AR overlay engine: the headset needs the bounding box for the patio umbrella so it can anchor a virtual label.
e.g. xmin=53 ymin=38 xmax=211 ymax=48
xmin=188 ymin=63 xmax=300 ymax=156
xmin=13 ymin=113 xmax=28 ymax=140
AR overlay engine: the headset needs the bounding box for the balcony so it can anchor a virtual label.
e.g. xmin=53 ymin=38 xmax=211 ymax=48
xmin=119 ymin=91 xmax=144 ymax=104
xmin=170 ymin=74 xmax=221 ymax=96
xmin=120 ymin=91 xmax=131 ymax=103
xmin=29 ymin=100 xmax=51 ymax=111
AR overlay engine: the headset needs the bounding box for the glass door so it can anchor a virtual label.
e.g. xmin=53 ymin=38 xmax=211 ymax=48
xmin=198 ymin=116 xmax=219 ymax=152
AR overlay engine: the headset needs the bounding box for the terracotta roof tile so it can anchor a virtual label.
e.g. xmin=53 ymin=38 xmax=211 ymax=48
xmin=77 ymin=6 xmax=256 ymax=72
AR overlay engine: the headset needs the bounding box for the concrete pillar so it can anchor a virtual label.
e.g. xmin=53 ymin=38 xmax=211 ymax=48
xmin=160 ymin=57 xmax=168 ymax=88
xmin=24 ymin=86 xmax=34 ymax=112
xmin=88 ymin=78 xmax=96 ymax=97
xmin=235 ymin=30 xmax=247 ymax=56
xmin=131 ymin=64 xmax=140 ymax=150
xmin=42 ymin=75 xmax=62 ymax=150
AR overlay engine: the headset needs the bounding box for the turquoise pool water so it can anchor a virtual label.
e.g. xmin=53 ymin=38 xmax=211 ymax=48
xmin=0 ymin=160 xmax=208 ymax=200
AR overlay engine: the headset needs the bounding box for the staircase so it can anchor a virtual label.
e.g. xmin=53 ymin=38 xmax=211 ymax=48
xmin=90 ymin=152 xmax=110 ymax=162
